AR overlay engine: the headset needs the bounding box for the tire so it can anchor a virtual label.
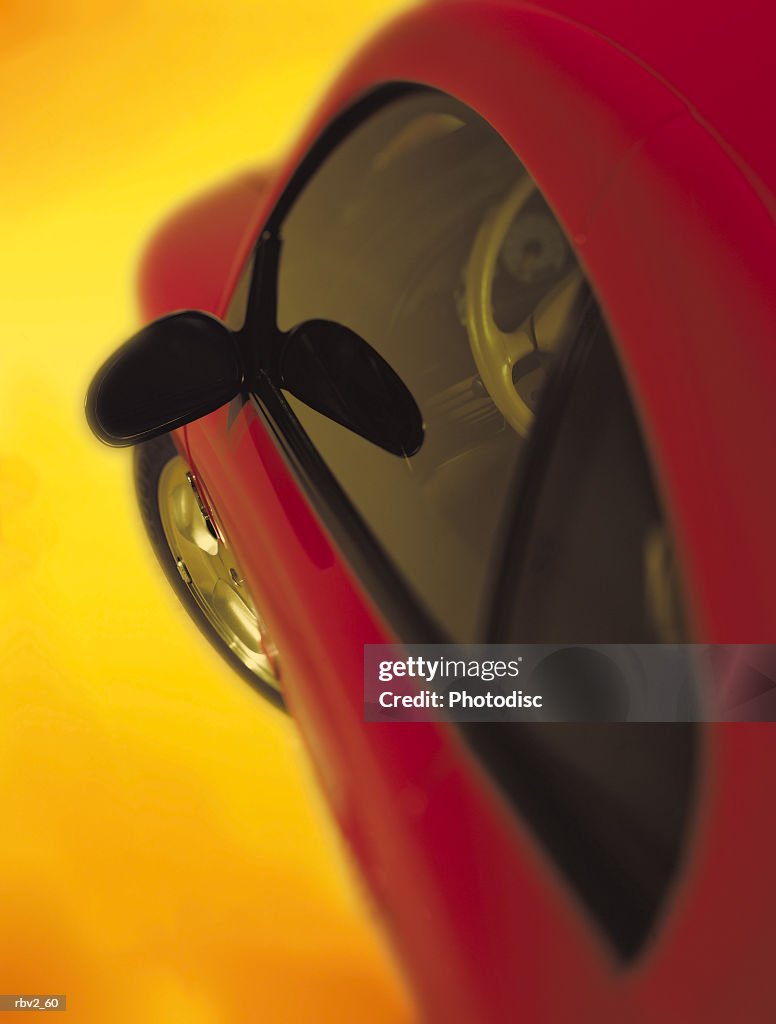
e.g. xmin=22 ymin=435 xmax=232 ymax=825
xmin=133 ymin=432 xmax=285 ymax=710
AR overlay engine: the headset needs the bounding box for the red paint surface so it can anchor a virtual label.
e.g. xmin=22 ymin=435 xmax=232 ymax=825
xmin=138 ymin=2 xmax=776 ymax=1019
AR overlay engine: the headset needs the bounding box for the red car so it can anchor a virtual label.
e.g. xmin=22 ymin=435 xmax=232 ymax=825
xmin=87 ymin=1 xmax=776 ymax=1019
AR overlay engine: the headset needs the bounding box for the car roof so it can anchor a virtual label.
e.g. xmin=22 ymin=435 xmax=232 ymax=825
xmin=433 ymin=0 xmax=776 ymax=206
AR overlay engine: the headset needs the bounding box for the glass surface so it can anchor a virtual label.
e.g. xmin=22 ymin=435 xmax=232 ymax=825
xmin=266 ymin=89 xmax=696 ymax=957
xmin=275 ymin=93 xmax=584 ymax=639
xmin=499 ymin=316 xmax=687 ymax=644
xmin=466 ymin=318 xmax=695 ymax=959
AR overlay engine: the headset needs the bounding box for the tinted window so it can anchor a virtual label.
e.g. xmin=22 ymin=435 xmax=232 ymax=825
xmin=275 ymin=92 xmax=587 ymax=640
xmin=266 ymin=91 xmax=697 ymax=959
xmin=492 ymin=313 xmax=688 ymax=645
xmin=467 ymin=319 xmax=696 ymax=959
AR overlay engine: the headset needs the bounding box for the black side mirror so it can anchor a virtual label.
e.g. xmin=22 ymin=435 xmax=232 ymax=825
xmin=279 ymin=319 xmax=424 ymax=456
xmin=86 ymin=311 xmax=241 ymax=446
xmin=86 ymin=308 xmax=423 ymax=456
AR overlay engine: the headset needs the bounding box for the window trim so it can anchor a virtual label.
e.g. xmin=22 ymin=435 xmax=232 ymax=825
xmin=243 ymin=83 xmax=471 ymax=645
xmin=249 ymin=372 xmax=448 ymax=643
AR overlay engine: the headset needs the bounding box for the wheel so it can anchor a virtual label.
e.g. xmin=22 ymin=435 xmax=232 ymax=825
xmin=133 ymin=432 xmax=284 ymax=709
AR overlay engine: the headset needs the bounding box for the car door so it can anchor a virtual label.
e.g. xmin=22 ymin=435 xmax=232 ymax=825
xmin=182 ymin=87 xmax=699 ymax=1021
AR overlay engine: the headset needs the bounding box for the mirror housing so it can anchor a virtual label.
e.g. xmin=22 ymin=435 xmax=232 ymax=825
xmin=86 ymin=310 xmax=423 ymax=457
xmin=86 ymin=311 xmax=241 ymax=446
xmin=279 ymin=319 xmax=424 ymax=456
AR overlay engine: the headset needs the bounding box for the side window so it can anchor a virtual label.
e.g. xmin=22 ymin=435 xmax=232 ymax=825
xmin=466 ymin=321 xmax=696 ymax=960
xmin=271 ymin=91 xmax=696 ymax=958
xmin=275 ymin=92 xmax=588 ymax=641
xmin=493 ymin=314 xmax=687 ymax=646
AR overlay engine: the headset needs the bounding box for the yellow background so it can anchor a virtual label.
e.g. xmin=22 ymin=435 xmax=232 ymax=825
xmin=0 ymin=2 xmax=414 ymax=1020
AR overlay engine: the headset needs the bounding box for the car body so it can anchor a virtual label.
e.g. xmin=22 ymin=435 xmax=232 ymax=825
xmin=90 ymin=1 xmax=776 ymax=1020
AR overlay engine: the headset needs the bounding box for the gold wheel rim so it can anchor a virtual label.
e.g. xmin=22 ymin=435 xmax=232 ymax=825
xmin=157 ymin=455 xmax=280 ymax=691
